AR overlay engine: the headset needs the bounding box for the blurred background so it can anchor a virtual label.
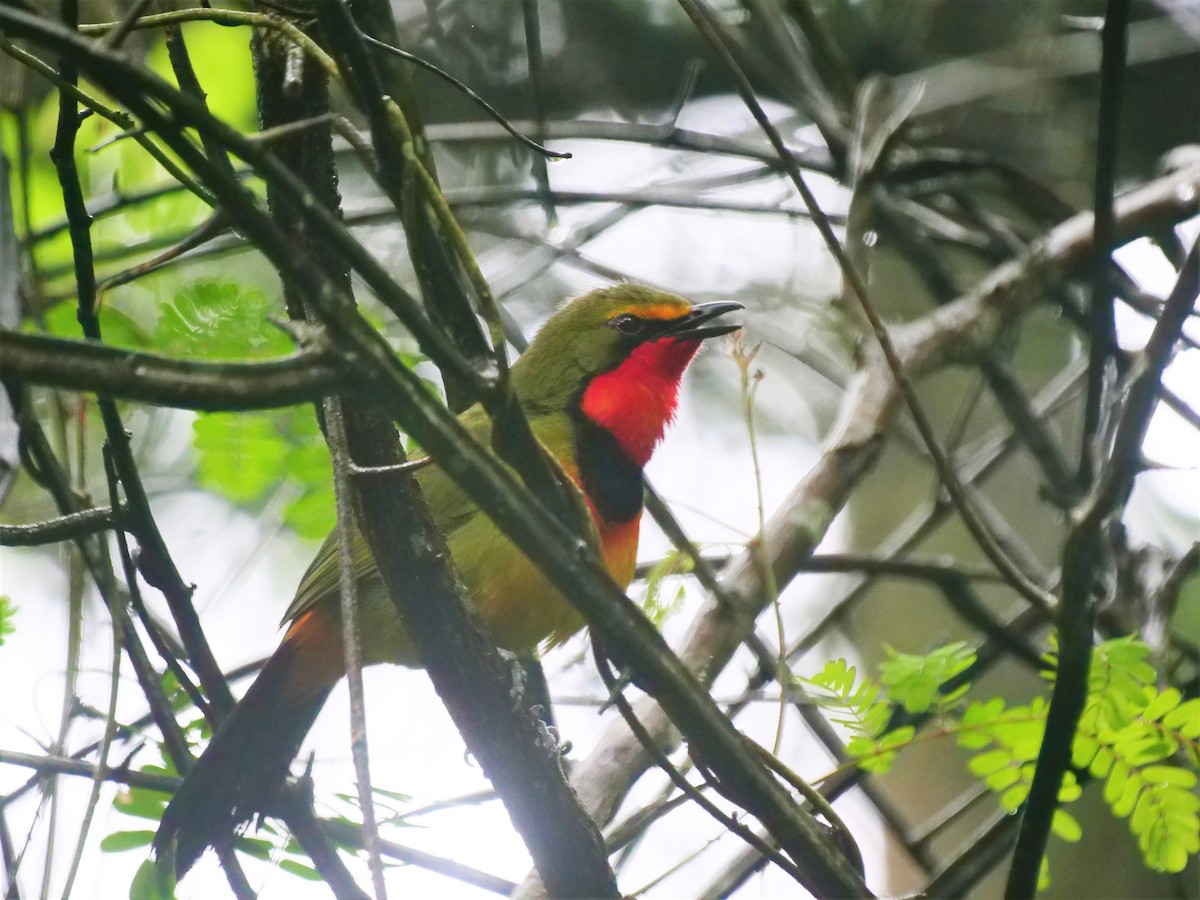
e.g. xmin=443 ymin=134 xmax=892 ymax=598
xmin=1 ymin=0 xmax=1198 ymax=897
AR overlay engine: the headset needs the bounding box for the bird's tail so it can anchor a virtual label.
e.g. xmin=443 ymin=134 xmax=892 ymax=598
xmin=154 ymin=608 xmax=344 ymax=877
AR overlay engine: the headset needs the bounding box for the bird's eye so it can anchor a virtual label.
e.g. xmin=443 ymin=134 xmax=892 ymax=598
xmin=612 ymin=314 xmax=643 ymax=336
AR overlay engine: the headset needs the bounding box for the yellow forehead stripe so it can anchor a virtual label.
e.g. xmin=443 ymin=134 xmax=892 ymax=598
xmin=610 ymin=301 xmax=690 ymax=321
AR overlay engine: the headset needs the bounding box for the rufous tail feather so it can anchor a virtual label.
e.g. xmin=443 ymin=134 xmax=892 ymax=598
xmin=153 ymin=610 xmax=342 ymax=876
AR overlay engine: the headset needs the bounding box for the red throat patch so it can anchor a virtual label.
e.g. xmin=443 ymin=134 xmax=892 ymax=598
xmin=579 ymin=337 xmax=702 ymax=467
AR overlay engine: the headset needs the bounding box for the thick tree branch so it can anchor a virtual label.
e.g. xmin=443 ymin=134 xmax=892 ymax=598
xmin=0 ymin=504 xmax=121 ymax=546
xmin=0 ymin=329 xmax=346 ymax=410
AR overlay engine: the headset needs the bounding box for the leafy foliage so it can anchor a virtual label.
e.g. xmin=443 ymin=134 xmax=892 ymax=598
xmin=159 ymin=279 xmax=438 ymax=540
xmin=640 ymin=549 xmax=694 ymax=626
xmin=803 ymin=636 xmax=1200 ymax=887
xmin=1067 ymin=638 xmax=1200 ymax=874
xmin=802 ymin=657 xmax=902 ymax=772
xmin=880 ymin=640 xmax=974 ymax=714
xmin=148 ymin=279 xmax=338 ymax=539
xmin=38 ymin=297 xmax=150 ymax=348
xmin=0 ymin=596 xmax=14 ymax=646
xmin=155 ymin=281 xmax=291 ymax=361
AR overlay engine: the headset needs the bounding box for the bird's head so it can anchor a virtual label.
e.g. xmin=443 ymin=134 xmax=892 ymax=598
xmin=514 ymin=284 xmax=743 ymax=465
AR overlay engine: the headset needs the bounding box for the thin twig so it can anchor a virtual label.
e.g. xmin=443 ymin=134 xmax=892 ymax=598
xmin=56 ymin=449 xmax=126 ymax=900
xmin=589 ymin=637 xmax=809 ymax=885
xmin=1077 ymin=0 xmax=1131 ymax=492
xmin=324 ymin=398 xmax=388 ymax=900
xmin=678 ymin=0 xmax=1057 ymax=615
xmin=361 ymin=32 xmax=568 ymax=160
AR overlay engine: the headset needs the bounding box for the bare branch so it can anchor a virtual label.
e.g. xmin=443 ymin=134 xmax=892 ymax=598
xmin=0 ymin=329 xmax=346 ymax=411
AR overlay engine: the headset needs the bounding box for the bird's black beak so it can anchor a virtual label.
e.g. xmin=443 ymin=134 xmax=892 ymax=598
xmin=661 ymin=300 xmax=745 ymax=341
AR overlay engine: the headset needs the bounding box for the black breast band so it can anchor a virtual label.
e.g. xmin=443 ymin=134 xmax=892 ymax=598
xmin=572 ymin=411 xmax=644 ymax=524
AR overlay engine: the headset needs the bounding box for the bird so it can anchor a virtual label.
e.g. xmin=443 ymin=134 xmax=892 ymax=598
xmin=153 ymin=283 xmax=743 ymax=876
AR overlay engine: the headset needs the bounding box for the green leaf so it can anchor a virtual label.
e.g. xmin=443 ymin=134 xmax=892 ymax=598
xmin=279 ymin=859 xmax=322 ymax=881
xmin=961 ymin=697 xmax=1005 ymax=727
xmin=155 ymin=280 xmax=290 ymax=361
xmin=1131 ymin=789 xmax=1156 ymax=835
xmin=846 ymin=736 xmax=898 ymax=773
xmin=845 ymin=736 xmax=878 ymax=759
xmin=129 ymin=858 xmax=175 ymax=900
xmin=1087 ymin=745 xmax=1114 ymax=779
xmin=1163 ymin=698 xmax=1200 ymax=739
xmin=878 ymin=725 xmax=915 ymax=750
xmin=958 ymin=730 xmax=993 ymax=750
xmin=38 ymin=299 xmax=151 ymax=349
xmin=100 ymin=830 xmax=155 ymax=852
xmin=940 ymin=682 xmax=971 ymax=707
xmin=193 ymin=412 xmax=289 ymax=504
xmin=1157 ymin=839 xmax=1190 ymax=874
xmin=1140 ymin=766 xmax=1197 ymax=789
xmin=968 ymin=749 xmax=1011 ymax=778
xmin=879 ymin=641 xmax=975 ymax=714
xmin=858 ymin=750 xmax=898 ymax=774
xmin=985 ymin=766 xmax=1022 ymax=792
xmin=113 ymin=783 xmax=170 ymax=821
xmin=1072 ymin=733 xmax=1099 ymax=769
xmin=1111 ymin=778 xmax=1142 ymax=819
xmin=1057 ymin=772 xmax=1082 ymax=803
xmin=1104 ymin=761 xmax=1130 ymax=806
xmin=801 ymin=658 xmax=890 ymax=739
xmin=1143 ymin=688 xmax=1182 ymax=723
xmin=1124 ymin=735 xmax=1177 ymax=766
xmin=1001 ymin=783 xmax=1029 ymax=812
xmin=1051 ymin=809 xmax=1082 ymax=843
xmin=1037 ymin=856 xmax=1051 ymax=892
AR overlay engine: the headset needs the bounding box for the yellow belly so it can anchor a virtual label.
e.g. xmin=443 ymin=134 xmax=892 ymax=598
xmin=356 ymin=512 xmax=640 ymax=666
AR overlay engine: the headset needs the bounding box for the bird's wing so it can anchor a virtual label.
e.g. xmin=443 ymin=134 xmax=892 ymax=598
xmin=280 ymin=405 xmax=494 ymax=626
xmin=280 ymin=404 xmax=598 ymax=628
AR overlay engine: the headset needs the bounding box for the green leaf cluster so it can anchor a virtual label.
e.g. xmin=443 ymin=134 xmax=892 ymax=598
xmin=157 ymin=279 xmax=432 ymax=541
xmin=957 ymin=694 xmax=1083 ymax=853
xmin=800 ymin=658 xmax=899 ymax=772
xmin=149 ymin=279 xmax=337 ymax=539
xmin=38 ymin=297 xmax=150 ymax=348
xmin=155 ymin=281 xmax=291 ymax=361
xmin=1068 ymin=638 xmax=1200 ymax=874
xmin=804 ymin=635 xmax=1200 ymax=888
xmin=880 ymin=640 xmax=974 ymax=714
xmin=190 ymin=406 xmax=334 ymax=540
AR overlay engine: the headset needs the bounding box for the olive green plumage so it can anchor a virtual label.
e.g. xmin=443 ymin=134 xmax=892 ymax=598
xmin=154 ymin=283 xmax=733 ymax=878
